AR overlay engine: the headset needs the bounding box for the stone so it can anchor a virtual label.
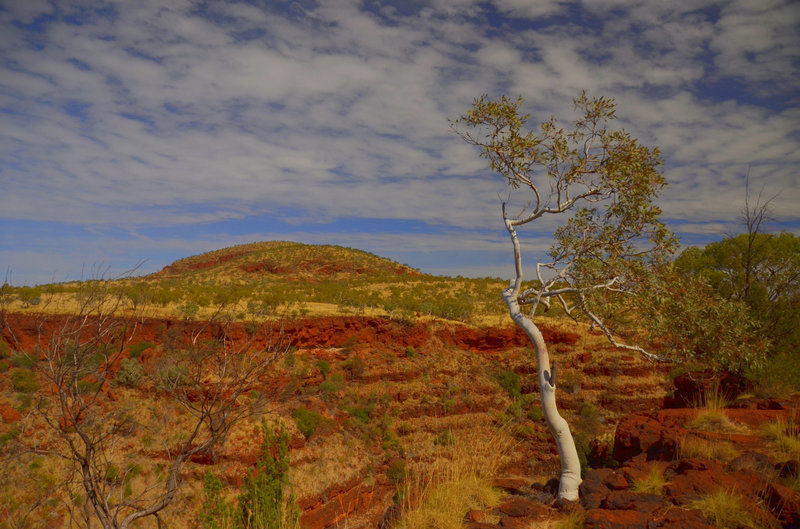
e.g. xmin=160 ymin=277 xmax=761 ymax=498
xmin=583 ymin=508 xmax=650 ymax=529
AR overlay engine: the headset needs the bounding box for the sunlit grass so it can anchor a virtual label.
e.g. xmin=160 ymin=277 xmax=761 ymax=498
xmin=687 ymin=489 xmax=759 ymax=529
xmin=679 ymin=436 xmax=740 ymax=462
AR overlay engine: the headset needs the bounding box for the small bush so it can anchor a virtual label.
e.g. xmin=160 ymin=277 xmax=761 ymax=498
xmin=404 ymin=346 xmax=416 ymax=358
xmin=292 ymin=407 xmax=321 ymax=440
xmin=238 ymin=419 xmax=300 ymax=529
xmin=382 ymin=429 xmax=403 ymax=452
xmin=495 ymin=369 xmax=521 ymax=399
xmin=0 ymin=339 xmax=10 ymax=359
xmin=318 ymin=373 xmax=343 ymax=400
xmin=128 ymin=341 xmax=154 ymax=359
xmin=115 ymin=358 xmax=144 ymax=388
xmin=315 ymin=359 xmax=330 ymax=379
xmin=10 ymin=352 xmax=36 ymax=369
xmin=342 ymin=356 xmax=366 ymax=378
xmin=200 ymin=472 xmax=235 ymax=529
xmin=527 ymin=405 xmax=543 ymax=422
xmin=10 ymin=368 xmax=38 ymax=393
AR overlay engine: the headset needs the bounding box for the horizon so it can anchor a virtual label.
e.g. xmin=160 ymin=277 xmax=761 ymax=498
xmin=2 ymin=0 xmax=799 ymax=286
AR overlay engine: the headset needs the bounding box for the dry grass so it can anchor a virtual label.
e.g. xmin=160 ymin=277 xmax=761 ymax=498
xmin=395 ymin=426 xmax=515 ymax=529
xmin=687 ymin=489 xmax=760 ymax=529
xmin=631 ymin=463 xmax=667 ymax=495
xmin=761 ymin=415 xmax=800 ymax=463
xmin=679 ymin=436 xmax=740 ymax=462
xmin=687 ymin=385 xmax=745 ymax=433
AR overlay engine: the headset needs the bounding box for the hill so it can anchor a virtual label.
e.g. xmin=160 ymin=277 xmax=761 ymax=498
xmin=152 ymin=241 xmax=423 ymax=281
xmin=3 ymin=241 xmax=510 ymax=323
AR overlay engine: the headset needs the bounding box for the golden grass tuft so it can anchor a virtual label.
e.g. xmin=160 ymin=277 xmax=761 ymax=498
xmin=687 ymin=489 xmax=759 ymax=529
xmin=687 ymin=410 xmax=744 ymax=433
xmin=679 ymin=436 xmax=740 ymax=462
xmin=761 ymin=417 xmax=800 ymax=462
xmin=396 ymin=426 xmax=514 ymax=529
xmin=687 ymin=384 xmax=745 ymax=433
xmin=631 ymin=463 xmax=667 ymax=495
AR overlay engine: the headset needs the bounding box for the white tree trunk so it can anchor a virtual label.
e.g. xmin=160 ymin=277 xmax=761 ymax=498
xmin=502 ymin=286 xmax=582 ymax=501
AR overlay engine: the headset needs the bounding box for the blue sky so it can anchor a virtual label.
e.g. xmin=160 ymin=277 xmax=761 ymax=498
xmin=1 ymin=0 xmax=799 ymax=285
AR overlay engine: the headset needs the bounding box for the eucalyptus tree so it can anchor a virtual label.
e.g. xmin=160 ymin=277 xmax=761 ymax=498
xmin=453 ymin=92 xmax=676 ymax=501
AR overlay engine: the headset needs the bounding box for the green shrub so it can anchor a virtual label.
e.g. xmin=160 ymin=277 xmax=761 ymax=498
xmin=200 ymin=472 xmax=236 ymax=529
xmin=115 ymin=358 xmax=144 ymax=387
xmin=10 ymin=368 xmax=38 ymax=393
xmin=527 ymin=405 xmax=544 ymax=422
xmin=128 ymin=341 xmax=154 ymax=359
xmin=318 ymin=373 xmax=343 ymax=400
xmin=495 ymin=369 xmax=521 ymax=399
xmin=237 ymin=420 xmax=300 ymax=529
xmin=292 ymin=407 xmax=321 ymax=440
xmin=315 ymin=359 xmax=330 ymax=379
xmin=404 ymin=346 xmax=416 ymax=358
xmin=10 ymin=352 xmax=36 ymax=369
xmin=382 ymin=429 xmax=403 ymax=452
xmin=342 ymin=356 xmax=366 ymax=378
xmin=0 ymin=339 xmax=10 ymax=359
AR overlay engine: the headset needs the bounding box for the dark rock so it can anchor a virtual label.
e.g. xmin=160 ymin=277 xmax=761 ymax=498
xmin=666 ymin=369 xmax=747 ymax=408
xmin=601 ymin=490 xmax=663 ymax=514
xmin=777 ymin=460 xmax=800 ymax=479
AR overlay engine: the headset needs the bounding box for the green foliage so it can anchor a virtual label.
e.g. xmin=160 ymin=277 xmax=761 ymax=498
xmin=115 ymin=358 xmax=144 ymax=388
xmin=9 ymin=352 xmax=36 ymax=369
xmin=318 ymin=373 xmax=344 ymax=400
xmin=637 ymin=267 xmax=769 ymax=373
xmin=237 ymin=420 xmax=300 ymax=529
xmin=382 ymin=429 xmax=403 ymax=452
xmin=128 ymin=341 xmax=154 ymax=359
xmin=292 ymin=407 xmax=321 ymax=440
xmin=10 ymin=368 xmax=38 ymax=393
xmin=0 ymin=339 xmax=10 ymax=359
xmin=675 ymin=231 xmax=800 ymax=381
xmin=495 ymin=369 xmax=521 ymax=400
xmin=527 ymin=405 xmax=544 ymax=422
xmin=404 ymin=346 xmax=416 ymax=358
xmin=200 ymin=472 xmax=236 ymax=529
xmin=315 ymin=359 xmax=330 ymax=379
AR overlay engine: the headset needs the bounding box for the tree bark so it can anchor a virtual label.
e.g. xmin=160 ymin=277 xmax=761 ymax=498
xmin=502 ymin=286 xmax=582 ymax=501
xmin=503 ymin=211 xmax=581 ymax=501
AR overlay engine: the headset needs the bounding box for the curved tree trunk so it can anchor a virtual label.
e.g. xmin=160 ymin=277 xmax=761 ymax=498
xmin=502 ymin=212 xmax=582 ymax=501
xmin=502 ymin=287 xmax=582 ymax=501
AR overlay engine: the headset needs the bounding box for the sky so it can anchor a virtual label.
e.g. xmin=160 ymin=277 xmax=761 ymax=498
xmin=1 ymin=0 xmax=799 ymax=286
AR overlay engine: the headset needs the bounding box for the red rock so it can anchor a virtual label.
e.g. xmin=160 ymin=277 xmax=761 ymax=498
xmin=0 ymin=405 xmax=22 ymax=423
xmin=493 ymin=477 xmax=531 ymax=495
xmin=584 ymin=508 xmax=650 ymax=529
xmin=498 ymin=497 xmax=550 ymax=518
xmin=762 ymin=481 xmax=800 ymax=528
xmin=466 ymin=509 xmax=488 ymax=522
xmin=499 ymin=517 xmax=534 ymax=529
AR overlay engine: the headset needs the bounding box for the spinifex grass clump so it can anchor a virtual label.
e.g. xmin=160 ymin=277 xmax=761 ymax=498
xmin=687 ymin=385 xmax=743 ymax=433
xmin=688 ymin=489 xmax=759 ymax=529
xmin=630 ymin=463 xmax=667 ymax=495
